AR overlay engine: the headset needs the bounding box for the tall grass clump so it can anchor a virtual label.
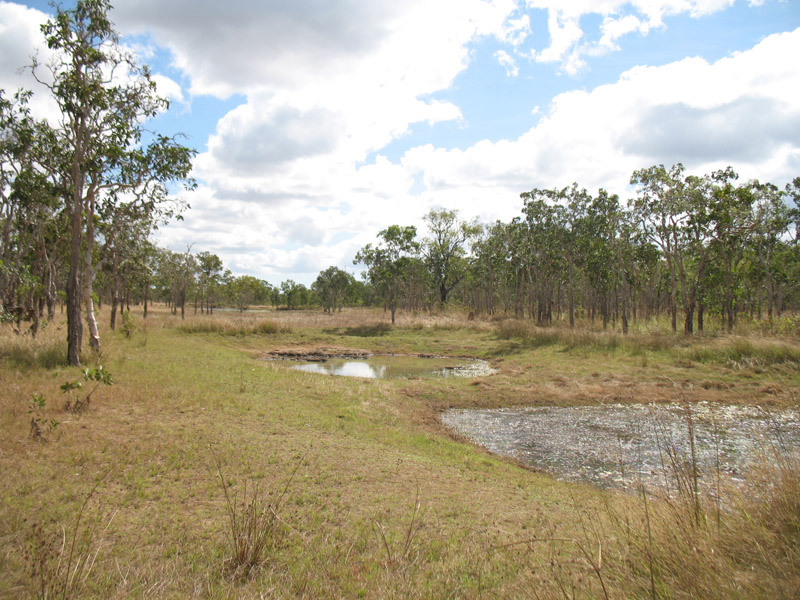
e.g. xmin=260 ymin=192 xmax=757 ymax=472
xmin=0 ymin=324 xmax=66 ymax=369
xmin=687 ymin=336 xmax=800 ymax=369
xmin=178 ymin=317 xmax=286 ymax=336
xmin=22 ymin=476 xmax=109 ymax=599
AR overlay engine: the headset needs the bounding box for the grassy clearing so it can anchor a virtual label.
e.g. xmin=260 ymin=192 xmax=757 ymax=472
xmin=1 ymin=305 xmax=799 ymax=598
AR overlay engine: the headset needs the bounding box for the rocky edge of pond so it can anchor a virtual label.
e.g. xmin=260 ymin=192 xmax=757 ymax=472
xmin=262 ymin=347 xmax=476 ymax=362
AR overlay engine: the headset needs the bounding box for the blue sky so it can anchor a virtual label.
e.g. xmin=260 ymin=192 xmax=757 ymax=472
xmin=1 ymin=0 xmax=799 ymax=285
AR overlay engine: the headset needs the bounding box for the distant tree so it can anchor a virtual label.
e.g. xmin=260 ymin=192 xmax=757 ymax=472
xmin=196 ymin=251 xmax=224 ymax=314
xmin=228 ymin=275 xmax=265 ymax=312
xmin=280 ymin=279 xmax=308 ymax=310
xmin=0 ymin=90 xmax=60 ymax=332
xmin=631 ymin=164 xmax=718 ymax=334
xmin=312 ymin=266 xmax=354 ymax=313
xmin=422 ymin=209 xmax=481 ymax=305
xmin=355 ymin=225 xmax=419 ymax=324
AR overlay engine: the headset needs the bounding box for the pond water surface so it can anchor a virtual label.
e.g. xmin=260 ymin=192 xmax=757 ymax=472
xmin=292 ymin=356 xmax=496 ymax=379
xmin=442 ymin=403 xmax=800 ymax=491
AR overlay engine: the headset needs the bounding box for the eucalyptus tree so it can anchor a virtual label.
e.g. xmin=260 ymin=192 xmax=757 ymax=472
xmin=156 ymin=249 xmax=196 ymax=318
xmin=196 ymin=251 xmax=223 ymax=313
xmin=703 ymin=171 xmax=760 ymax=330
xmin=312 ymin=266 xmax=354 ymax=313
xmin=749 ymin=181 xmax=795 ymax=318
xmin=631 ymin=164 xmax=719 ymax=333
xmin=583 ymin=189 xmax=625 ymax=329
xmin=519 ymin=193 xmax=567 ymax=323
xmin=30 ymin=0 xmax=195 ymax=364
xmin=104 ymin=208 xmax=153 ymax=330
xmin=280 ymin=279 xmax=309 ymax=310
xmin=227 ymin=275 xmax=267 ymax=312
xmin=354 ymin=225 xmax=419 ymax=324
xmin=0 ymin=90 xmax=62 ymax=331
xmin=422 ymin=209 xmax=481 ymax=305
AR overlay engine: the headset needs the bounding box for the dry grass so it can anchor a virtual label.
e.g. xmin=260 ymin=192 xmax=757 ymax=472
xmin=687 ymin=336 xmax=800 ymax=369
xmin=0 ymin=320 xmax=67 ymax=369
xmin=1 ymin=305 xmax=798 ymax=598
xmin=177 ymin=316 xmax=286 ymax=336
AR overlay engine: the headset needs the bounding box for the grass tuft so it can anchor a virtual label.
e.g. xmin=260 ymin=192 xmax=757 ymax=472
xmin=213 ymin=451 xmax=302 ymax=579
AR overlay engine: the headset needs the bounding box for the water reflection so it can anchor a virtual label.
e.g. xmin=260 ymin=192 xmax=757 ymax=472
xmin=291 ymin=356 xmax=495 ymax=379
xmin=294 ymin=360 xmax=387 ymax=378
xmin=442 ymin=403 xmax=800 ymax=491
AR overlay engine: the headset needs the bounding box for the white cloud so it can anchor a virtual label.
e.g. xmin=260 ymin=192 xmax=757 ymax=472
xmin=151 ymin=74 xmax=185 ymax=105
xmin=523 ymin=0 xmax=737 ymax=72
xmin=402 ymin=28 xmax=800 ymax=214
xmin=0 ymin=2 xmax=60 ymax=119
xmin=495 ymin=50 xmax=520 ymax=77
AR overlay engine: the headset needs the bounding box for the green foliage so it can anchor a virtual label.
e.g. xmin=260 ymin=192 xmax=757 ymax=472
xmin=28 ymin=393 xmax=59 ymax=440
xmin=62 ymin=365 xmax=113 ymax=413
xmin=422 ymin=209 xmax=481 ymax=305
xmin=355 ymin=225 xmax=420 ymax=323
xmin=313 ymin=266 xmax=355 ymax=313
xmin=120 ymin=310 xmax=135 ymax=338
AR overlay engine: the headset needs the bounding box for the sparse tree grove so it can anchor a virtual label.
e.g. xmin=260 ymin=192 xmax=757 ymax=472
xmin=1 ymin=3 xmax=799 ymax=367
xmin=350 ymin=169 xmax=799 ymax=333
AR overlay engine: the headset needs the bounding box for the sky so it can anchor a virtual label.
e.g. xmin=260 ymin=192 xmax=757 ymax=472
xmin=1 ymin=0 xmax=799 ymax=285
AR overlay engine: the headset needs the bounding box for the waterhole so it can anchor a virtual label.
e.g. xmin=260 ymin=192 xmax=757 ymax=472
xmin=291 ymin=355 xmax=496 ymax=379
xmin=442 ymin=403 xmax=800 ymax=491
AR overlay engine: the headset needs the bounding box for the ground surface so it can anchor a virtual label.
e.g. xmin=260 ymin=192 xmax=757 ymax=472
xmin=1 ymin=307 xmax=798 ymax=598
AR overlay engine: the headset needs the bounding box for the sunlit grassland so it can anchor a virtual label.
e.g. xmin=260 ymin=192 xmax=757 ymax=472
xmin=1 ymin=305 xmax=799 ymax=597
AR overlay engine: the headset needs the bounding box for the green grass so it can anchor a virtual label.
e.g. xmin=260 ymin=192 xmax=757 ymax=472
xmin=1 ymin=306 xmax=799 ymax=598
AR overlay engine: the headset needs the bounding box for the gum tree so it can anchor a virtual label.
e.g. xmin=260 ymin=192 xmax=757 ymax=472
xmin=355 ymin=225 xmax=419 ymax=324
xmin=312 ymin=266 xmax=354 ymax=313
xmin=31 ymin=0 xmax=195 ymax=364
xmin=422 ymin=209 xmax=480 ymax=306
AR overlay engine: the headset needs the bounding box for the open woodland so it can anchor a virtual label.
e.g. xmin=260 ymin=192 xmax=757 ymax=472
xmin=2 ymin=1 xmax=800 ymax=598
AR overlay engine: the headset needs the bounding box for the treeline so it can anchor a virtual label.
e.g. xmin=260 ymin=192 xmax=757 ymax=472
xmin=354 ymin=165 xmax=800 ymax=333
xmin=94 ymin=247 xmax=367 ymax=317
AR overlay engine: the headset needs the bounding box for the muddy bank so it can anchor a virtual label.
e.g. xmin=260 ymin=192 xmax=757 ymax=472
xmin=263 ymin=347 xmax=373 ymax=362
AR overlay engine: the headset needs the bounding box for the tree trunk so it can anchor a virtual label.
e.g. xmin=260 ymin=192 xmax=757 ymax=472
xmin=83 ymin=197 xmax=100 ymax=352
xmin=697 ymin=301 xmax=704 ymax=332
xmin=684 ymin=303 xmax=694 ymax=335
xmin=66 ymin=203 xmax=83 ymax=365
xmin=568 ymin=256 xmax=575 ymax=328
xmin=110 ymin=251 xmax=120 ymax=330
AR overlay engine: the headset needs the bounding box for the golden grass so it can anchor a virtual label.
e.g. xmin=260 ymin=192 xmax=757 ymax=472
xmin=1 ymin=305 xmax=798 ymax=598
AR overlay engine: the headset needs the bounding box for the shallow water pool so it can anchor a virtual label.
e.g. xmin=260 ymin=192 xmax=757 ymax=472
xmin=442 ymin=402 xmax=800 ymax=491
xmin=292 ymin=356 xmax=496 ymax=379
